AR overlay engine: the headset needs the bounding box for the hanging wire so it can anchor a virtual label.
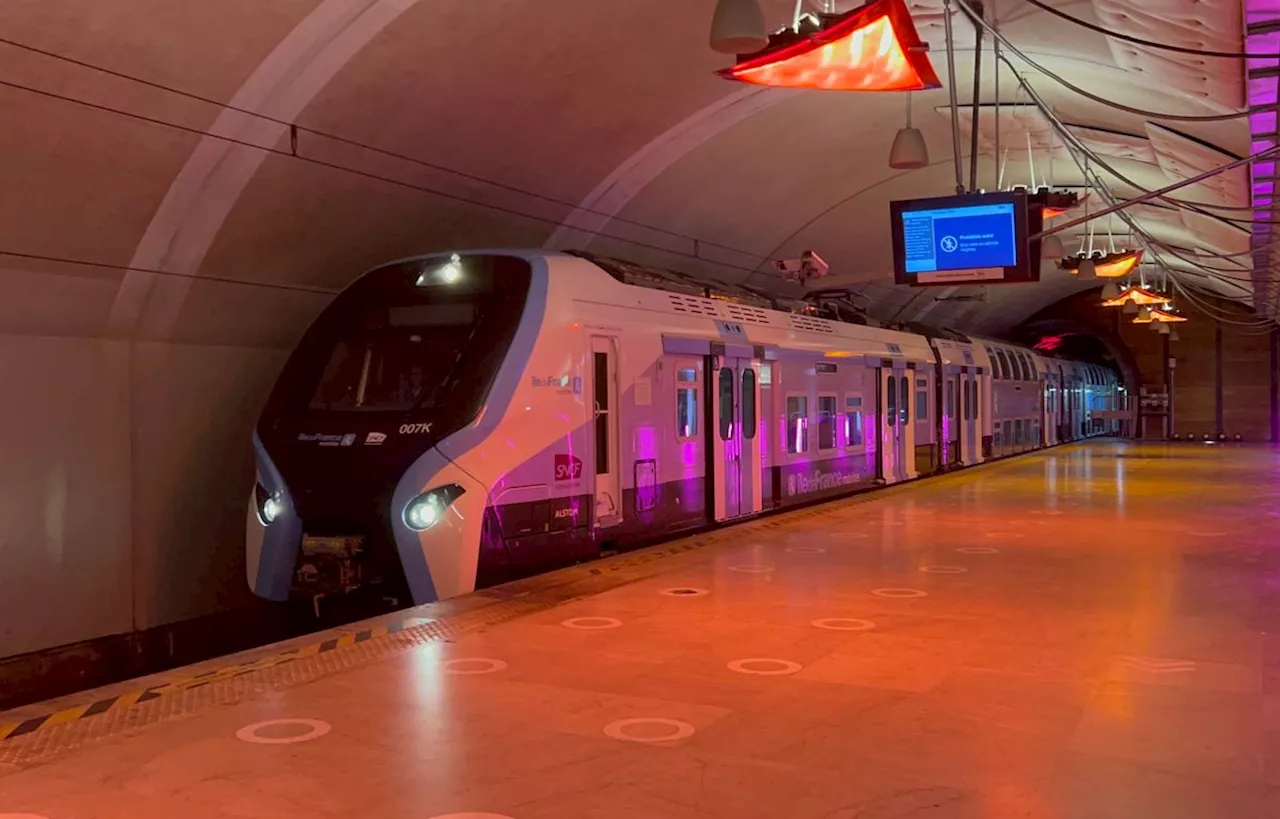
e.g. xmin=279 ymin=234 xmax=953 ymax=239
xmin=953 ymin=0 xmax=1255 ymax=123
xmin=1017 ymin=0 xmax=1278 ymax=60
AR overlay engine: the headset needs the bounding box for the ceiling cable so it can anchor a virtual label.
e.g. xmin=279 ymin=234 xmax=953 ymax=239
xmin=0 ymin=35 xmax=758 ymax=262
xmin=1018 ymin=0 xmax=1276 ymax=60
xmin=955 ymin=0 xmax=1255 ymax=122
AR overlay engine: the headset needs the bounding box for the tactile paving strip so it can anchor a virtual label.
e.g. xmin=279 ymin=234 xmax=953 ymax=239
xmin=0 ymin=447 xmax=1046 ymax=767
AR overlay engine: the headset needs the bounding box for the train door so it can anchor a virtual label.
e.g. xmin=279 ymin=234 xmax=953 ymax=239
xmin=879 ymin=366 xmax=912 ymax=483
xmin=947 ymin=373 xmax=961 ymax=466
xmin=711 ymin=356 xmax=763 ymax=521
xmin=591 ymin=337 xmax=621 ymax=527
xmin=960 ymin=369 xmax=980 ymax=466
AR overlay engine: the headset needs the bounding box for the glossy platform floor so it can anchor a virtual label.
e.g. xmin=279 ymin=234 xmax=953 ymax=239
xmin=2 ymin=441 xmax=1279 ymax=818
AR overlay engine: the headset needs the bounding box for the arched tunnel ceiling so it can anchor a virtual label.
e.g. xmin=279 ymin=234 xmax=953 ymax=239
xmin=0 ymin=0 xmax=1270 ymax=347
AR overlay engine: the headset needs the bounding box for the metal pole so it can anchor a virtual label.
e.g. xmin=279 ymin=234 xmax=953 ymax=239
xmin=967 ymin=1 xmax=985 ymax=192
xmin=1030 ymin=143 xmax=1280 ymax=240
xmin=943 ymin=0 xmax=966 ymax=195
xmin=992 ymin=7 xmax=1000 ymax=191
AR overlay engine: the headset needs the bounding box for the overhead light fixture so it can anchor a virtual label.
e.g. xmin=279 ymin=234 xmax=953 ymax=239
xmin=710 ymin=0 xmax=768 ymax=54
xmin=1028 ymin=190 xmax=1082 ymax=220
xmin=888 ymin=92 xmax=927 ymax=169
xmin=1133 ymin=306 xmax=1188 ymax=324
xmin=1102 ymin=284 xmax=1167 ymax=308
xmin=717 ymin=0 xmax=941 ymax=92
xmin=1158 ymin=322 xmax=1171 ymax=335
xmin=1170 ymin=328 xmax=1180 ymax=341
xmin=1041 ymin=234 xmax=1064 ymax=258
xmin=1100 ymin=281 xmax=1121 ymax=301
xmin=1122 ymin=298 xmax=1140 ymax=315
xmin=1059 ymin=249 xmax=1143 ymax=279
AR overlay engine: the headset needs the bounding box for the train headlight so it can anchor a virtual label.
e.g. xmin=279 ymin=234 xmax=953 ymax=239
xmin=255 ymin=483 xmax=285 ymax=526
xmin=403 ymin=484 xmax=466 ymax=531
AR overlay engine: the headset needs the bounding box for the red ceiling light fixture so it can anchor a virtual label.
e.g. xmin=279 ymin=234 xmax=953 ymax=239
xmin=1101 ymin=283 xmax=1166 ymax=308
xmin=1059 ymin=249 xmax=1143 ymax=279
xmin=716 ymin=0 xmax=941 ymax=92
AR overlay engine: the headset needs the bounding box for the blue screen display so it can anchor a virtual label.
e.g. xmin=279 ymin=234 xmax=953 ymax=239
xmin=901 ymin=203 xmax=1018 ymax=274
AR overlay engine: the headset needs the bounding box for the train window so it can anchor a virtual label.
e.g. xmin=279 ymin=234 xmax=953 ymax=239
xmin=915 ymin=378 xmax=928 ymax=422
xmin=818 ymin=395 xmax=837 ymax=451
xmin=845 ymin=395 xmax=864 ymax=447
xmin=1003 ymin=420 xmax=1012 ymax=445
xmin=786 ymin=395 xmax=809 ymax=454
xmin=676 ymin=382 xmax=698 ymax=439
xmin=886 ymin=377 xmax=897 ymax=427
xmin=946 ymin=380 xmax=955 ymax=424
xmin=899 ymin=376 xmax=910 ymax=426
xmin=994 ymin=350 xmax=1011 ymax=380
xmin=962 ymin=379 xmax=970 ymax=420
xmin=718 ymin=368 xmax=734 ymax=440
xmin=1014 ymin=419 xmax=1023 ymax=445
xmin=758 ymin=364 xmax=772 ymax=386
xmin=741 ymin=369 xmax=757 ymax=439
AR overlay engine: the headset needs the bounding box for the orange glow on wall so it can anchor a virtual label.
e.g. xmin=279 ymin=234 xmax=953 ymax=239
xmin=717 ymin=0 xmax=941 ymax=92
xmin=1101 ymin=285 xmax=1166 ymax=307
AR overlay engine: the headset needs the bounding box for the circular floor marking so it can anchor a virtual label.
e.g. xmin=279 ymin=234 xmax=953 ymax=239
xmin=728 ymin=564 xmax=774 ymax=574
xmin=427 ymin=814 xmax=516 ymax=819
xmin=957 ymin=547 xmax=999 ymax=555
xmin=561 ymin=616 xmax=623 ymax=630
xmin=811 ymin=617 xmax=876 ymax=631
xmin=727 ymin=658 xmax=803 ymax=676
xmin=985 ymin=532 xmax=1023 ymax=540
xmin=785 ymin=546 xmax=827 ymax=554
xmin=235 ymin=718 xmax=331 ymax=745
xmin=871 ymin=588 xmax=928 ymax=599
xmin=838 ymin=531 xmax=870 ymax=539
xmin=0 ymin=815 xmax=52 ymax=819
xmin=1189 ymin=531 xmax=1228 ymax=537
xmin=441 ymin=658 xmax=508 ymax=675
xmin=603 ymin=717 xmax=696 ymax=744
xmin=659 ymin=587 xmax=710 ymax=597
xmin=919 ymin=565 xmax=968 ymax=574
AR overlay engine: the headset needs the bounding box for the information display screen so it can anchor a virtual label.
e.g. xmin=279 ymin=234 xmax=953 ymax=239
xmin=890 ymin=191 xmax=1037 ymax=287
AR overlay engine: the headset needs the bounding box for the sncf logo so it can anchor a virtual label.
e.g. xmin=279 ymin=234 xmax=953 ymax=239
xmin=554 ymin=454 xmax=583 ymax=482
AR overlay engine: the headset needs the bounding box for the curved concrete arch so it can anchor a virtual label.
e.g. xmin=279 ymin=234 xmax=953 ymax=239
xmin=109 ymin=0 xmax=422 ymax=340
xmin=543 ymin=85 xmax=798 ymax=256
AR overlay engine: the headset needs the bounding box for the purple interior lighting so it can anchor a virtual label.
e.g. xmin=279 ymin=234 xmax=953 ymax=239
xmin=1247 ymin=0 xmax=1280 ymax=308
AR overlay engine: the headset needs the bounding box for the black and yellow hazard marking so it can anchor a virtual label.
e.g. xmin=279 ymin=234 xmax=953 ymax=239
xmin=0 ymin=620 xmax=410 ymax=743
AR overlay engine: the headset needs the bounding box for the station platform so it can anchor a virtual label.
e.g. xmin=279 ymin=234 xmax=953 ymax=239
xmin=1 ymin=441 xmax=1277 ymax=818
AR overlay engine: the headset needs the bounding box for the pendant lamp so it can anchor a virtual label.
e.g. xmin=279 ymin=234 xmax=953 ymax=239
xmin=889 ymin=93 xmax=928 ymax=169
xmin=1170 ymin=328 xmax=1180 ymax=341
xmin=1078 ymin=257 xmax=1095 ymax=277
xmin=1100 ymin=280 xmax=1120 ymax=301
xmin=1041 ymin=234 xmax=1064 ymax=258
xmin=1158 ymin=322 xmax=1171 ymax=335
xmin=710 ymin=0 xmax=768 ymax=54
xmin=1136 ymin=305 xmax=1152 ymax=321
xmin=1122 ymin=298 xmax=1139 ymax=315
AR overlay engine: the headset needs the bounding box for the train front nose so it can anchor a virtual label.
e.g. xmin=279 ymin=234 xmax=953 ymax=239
xmin=392 ymin=458 xmax=487 ymax=603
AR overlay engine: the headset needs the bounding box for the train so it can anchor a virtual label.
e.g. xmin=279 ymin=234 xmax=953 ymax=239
xmin=246 ymin=250 xmax=1122 ymax=609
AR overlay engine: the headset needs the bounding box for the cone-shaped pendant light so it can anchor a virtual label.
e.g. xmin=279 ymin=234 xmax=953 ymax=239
xmin=889 ymin=93 xmax=928 ymax=169
xmin=1158 ymin=322 xmax=1171 ymax=335
xmin=1041 ymin=234 xmax=1064 ymax=258
xmin=1100 ymin=281 xmax=1121 ymax=301
xmin=710 ymin=0 xmax=767 ymax=54
xmin=1122 ymin=298 xmax=1139 ymax=315
xmin=1078 ymin=257 xmax=1095 ymax=277
xmin=1136 ymin=305 xmax=1152 ymax=321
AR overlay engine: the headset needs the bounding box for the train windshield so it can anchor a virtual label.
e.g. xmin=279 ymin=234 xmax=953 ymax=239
xmin=290 ymin=255 xmax=533 ymax=418
xmin=309 ymin=304 xmax=478 ymax=412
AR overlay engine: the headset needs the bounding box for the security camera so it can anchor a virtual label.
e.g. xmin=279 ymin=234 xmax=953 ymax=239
xmin=773 ymin=250 xmax=830 ymax=285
